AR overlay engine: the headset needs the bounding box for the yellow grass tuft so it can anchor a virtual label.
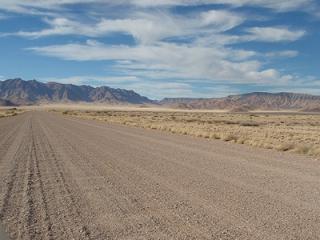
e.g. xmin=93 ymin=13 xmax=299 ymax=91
xmin=0 ymin=108 xmax=23 ymax=118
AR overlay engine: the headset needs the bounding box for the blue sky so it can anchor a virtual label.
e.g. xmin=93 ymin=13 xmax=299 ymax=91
xmin=0 ymin=0 xmax=319 ymax=99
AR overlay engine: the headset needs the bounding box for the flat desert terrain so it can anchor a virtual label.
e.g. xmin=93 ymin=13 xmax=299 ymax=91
xmin=1 ymin=111 xmax=320 ymax=239
xmin=60 ymin=109 xmax=320 ymax=158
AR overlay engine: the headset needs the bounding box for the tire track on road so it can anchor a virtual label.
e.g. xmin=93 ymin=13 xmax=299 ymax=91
xmin=21 ymin=122 xmax=54 ymax=240
xmin=34 ymin=115 xmax=95 ymax=240
xmin=0 ymin=115 xmax=33 ymax=239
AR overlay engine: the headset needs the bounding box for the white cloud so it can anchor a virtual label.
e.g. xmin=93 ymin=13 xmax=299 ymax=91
xmin=7 ymin=18 xmax=305 ymax=46
xmin=0 ymin=0 xmax=94 ymax=13
xmin=265 ymin=50 xmax=299 ymax=58
xmin=200 ymin=10 xmax=245 ymax=31
xmin=193 ymin=27 xmax=306 ymax=47
xmin=245 ymin=27 xmax=306 ymax=42
xmin=212 ymin=0 xmax=314 ymax=11
xmin=5 ymin=9 xmax=244 ymax=44
xmin=192 ymin=27 xmax=305 ymax=48
xmin=126 ymin=82 xmax=195 ymax=99
xmin=28 ymin=40 xmax=293 ymax=85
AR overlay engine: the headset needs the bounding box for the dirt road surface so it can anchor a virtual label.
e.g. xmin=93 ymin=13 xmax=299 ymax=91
xmin=0 ymin=111 xmax=320 ymax=239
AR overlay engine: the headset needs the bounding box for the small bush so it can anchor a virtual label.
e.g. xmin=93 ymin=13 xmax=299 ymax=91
xmin=222 ymin=134 xmax=238 ymax=142
xmin=309 ymin=147 xmax=320 ymax=157
xmin=236 ymin=137 xmax=247 ymax=144
xmin=209 ymin=133 xmax=221 ymax=139
xmin=293 ymin=145 xmax=311 ymax=154
xmin=239 ymin=121 xmax=260 ymax=127
xmin=223 ymin=120 xmax=239 ymax=125
xmin=277 ymin=143 xmax=295 ymax=151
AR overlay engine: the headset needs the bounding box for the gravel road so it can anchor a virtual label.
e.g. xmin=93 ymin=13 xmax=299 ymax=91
xmin=0 ymin=111 xmax=320 ymax=239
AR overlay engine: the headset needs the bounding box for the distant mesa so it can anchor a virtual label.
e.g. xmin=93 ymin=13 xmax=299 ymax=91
xmin=0 ymin=78 xmax=319 ymax=111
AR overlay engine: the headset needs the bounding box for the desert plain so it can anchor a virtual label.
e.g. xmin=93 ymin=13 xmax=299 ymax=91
xmin=0 ymin=106 xmax=320 ymax=240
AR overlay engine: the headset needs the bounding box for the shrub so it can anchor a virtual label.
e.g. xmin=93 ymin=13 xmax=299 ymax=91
xmin=222 ymin=134 xmax=238 ymax=142
xmin=236 ymin=137 xmax=247 ymax=144
xmin=277 ymin=143 xmax=295 ymax=151
xmin=239 ymin=121 xmax=260 ymax=127
xmin=293 ymin=145 xmax=311 ymax=154
xmin=209 ymin=133 xmax=221 ymax=139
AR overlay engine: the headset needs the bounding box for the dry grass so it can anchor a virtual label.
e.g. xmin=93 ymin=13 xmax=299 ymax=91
xmin=0 ymin=108 xmax=24 ymax=118
xmin=56 ymin=109 xmax=320 ymax=158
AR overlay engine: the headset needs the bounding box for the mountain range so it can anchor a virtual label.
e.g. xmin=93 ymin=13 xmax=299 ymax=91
xmin=0 ymin=78 xmax=319 ymax=111
xmin=0 ymin=78 xmax=152 ymax=105
xmin=160 ymin=92 xmax=320 ymax=111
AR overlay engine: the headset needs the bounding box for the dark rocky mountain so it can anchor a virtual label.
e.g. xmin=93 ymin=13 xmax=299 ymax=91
xmin=160 ymin=92 xmax=320 ymax=111
xmin=0 ymin=78 xmax=153 ymax=105
xmin=0 ymin=98 xmax=15 ymax=106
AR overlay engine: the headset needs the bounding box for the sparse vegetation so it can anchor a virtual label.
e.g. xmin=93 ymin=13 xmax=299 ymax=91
xmin=58 ymin=110 xmax=320 ymax=158
xmin=0 ymin=108 xmax=23 ymax=118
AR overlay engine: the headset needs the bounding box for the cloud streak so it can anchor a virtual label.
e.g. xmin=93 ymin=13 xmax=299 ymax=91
xmin=5 ymin=10 xmax=245 ymax=44
xmin=245 ymin=27 xmax=306 ymax=42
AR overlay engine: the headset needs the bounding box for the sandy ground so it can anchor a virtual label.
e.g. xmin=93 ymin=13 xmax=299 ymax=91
xmin=1 ymin=111 xmax=320 ymax=239
xmin=14 ymin=104 xmax=230 ymax=113
xmin=0 ymin=226 xmax=9 ymax=240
